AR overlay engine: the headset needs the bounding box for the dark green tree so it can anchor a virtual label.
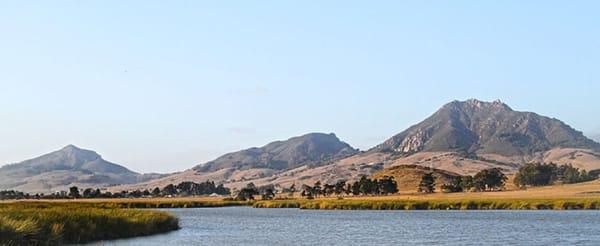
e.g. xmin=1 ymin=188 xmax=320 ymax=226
xmin=82 ymin=188 xmax=94 ymax=198
xmin=323 ymin=183 xmax=335 ymax=196
xmin=473 ymin=168 xmax=507 ymax=191
xmin=351 ymin=181 xmax=361 ymax=195
xmin=301 ymin=184 xmax=314 ymax=199
xmin=334 ymin=181 xmax=347 ymax=196
xmin=418 ymin=173 xmax=436 ymax=193
xmin=358 ymin=176 xmax=372 ymax=195
xmin=162 ymin=184 xmax=177 ymax=196
xmin=261 ymin=188 xmax=275 ymax=200
xmin=514 ymin=163 xmax=556 ymax=187
xmin=313 ymin=181 xmax=322 ymax=197
xmin=378 ymin=176 xmax=398 ymax=195
xmin=460 ymin=176 xmax=474 ymax=191
xmin=68 ymin=186 xmax=80 ymax=198
xmin=441 ymin=176 xmax=464 ymax=193
xmin=236 ymin=183 xmax=259 ymax=201
xmin=152 ymin=187 xmax=161 ymax=196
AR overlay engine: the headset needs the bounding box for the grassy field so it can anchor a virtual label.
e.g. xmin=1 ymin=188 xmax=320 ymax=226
xmin=9 ymin=197 xmax=253 ymax=209
xmin=0 ymin=202 xmax=180 ymax=245
xmin=2 ymin=180 xmax=600 ymax=244
xmin=254 ymin=198 xmax=600 ymax=210
xmin=255 ymin=179 xmax=600 ymax=210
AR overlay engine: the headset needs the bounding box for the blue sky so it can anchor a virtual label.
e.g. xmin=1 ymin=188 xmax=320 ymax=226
xmin=1 ymin=1 xmax=599 ymax=173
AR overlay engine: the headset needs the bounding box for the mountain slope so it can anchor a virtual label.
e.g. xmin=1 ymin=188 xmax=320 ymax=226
xmin=113 ymin=99 xmax=600 ymax=192
xmin=373 ymin=99 xmax=599 ymax=156
xmin=194 ymin=133 xmax=358 ymax=172
xmin=0 ymin=145 xmax=163 ymax=193
xmin=213 ymin=99 xmax=600 ymax=189
xmin=112 ymin=133 xmax=358 ymax=191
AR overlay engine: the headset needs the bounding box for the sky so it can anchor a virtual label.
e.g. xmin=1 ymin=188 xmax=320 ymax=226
xmin=1 ymin=1 xmax=599 ymax=173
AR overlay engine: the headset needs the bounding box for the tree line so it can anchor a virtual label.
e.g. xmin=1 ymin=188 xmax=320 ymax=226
xmin=233 ymin=176 xmax=399 ymax=201
xmin=300 ymin=176 xmax=399 ymax=199
xmin=514 ymin=163 xmax=597 ymax=187
xmin=3 ymin=164 xmax=597 ymax=200
xmin=0 ymin=180 xmax=230 ymax=200
xmin=423 ymin=168 xmax=508 ymax=194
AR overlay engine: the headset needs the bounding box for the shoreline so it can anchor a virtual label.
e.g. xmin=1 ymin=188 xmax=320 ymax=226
xmin=253 ymin=198 xmax=600 ymax=210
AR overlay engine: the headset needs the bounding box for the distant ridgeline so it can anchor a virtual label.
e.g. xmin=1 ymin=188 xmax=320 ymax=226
xmin=2 ymin=99 xmax=600 ymax=196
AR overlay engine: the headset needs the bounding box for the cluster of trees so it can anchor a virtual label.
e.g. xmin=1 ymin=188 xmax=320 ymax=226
xmin=514 ymin=163 xmax=597 ymax=187
xmin=0 ymin=190 xmax=33 ymax=200
xmin=160 ymin=181 xmax=230 ymax=197
xmin=0 ymin=180 xmax=230 ymax=200
xmin=233 ymin=176 xmax=399 ymax=201
xmin=234 ymin=183 xmax=278 ymax=201
xmin=434 ymin=168 xmax=508 ymax=193
xmin=234 ymin=183 xmax=260 ymax=201
xmin=300 ymin=176 xmax=398 ymax=199
xmin=418 ymin=173 xmax=436 ymax=193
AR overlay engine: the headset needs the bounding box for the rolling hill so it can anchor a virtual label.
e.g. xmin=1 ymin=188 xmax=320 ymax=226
xmin=0 ymin=145 xmax=164 ymax=193
xmin=194 ymin=133 xmax=357 ymax=172
xmin=112 ymin=133 xmax=359 ymax=191
xmin=370 ymin=165 xmax=462 ymax=193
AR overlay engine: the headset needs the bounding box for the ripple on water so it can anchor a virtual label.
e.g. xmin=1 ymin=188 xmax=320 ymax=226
xmin=90 ymin=207 xmax=600 ymax=246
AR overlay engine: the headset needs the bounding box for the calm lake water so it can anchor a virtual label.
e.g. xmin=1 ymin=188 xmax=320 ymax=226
xmin=91 ymin=207 xmax=600 ymax=245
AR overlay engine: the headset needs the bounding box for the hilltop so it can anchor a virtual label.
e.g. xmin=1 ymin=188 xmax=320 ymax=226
xmin=0 ymin=145 xmax=164 ymax=193
xmin=194 ymin=133 xmax=357 ymax=172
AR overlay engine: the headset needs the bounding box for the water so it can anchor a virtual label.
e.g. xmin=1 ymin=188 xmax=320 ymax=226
xmin=91 ymin=207 xmax=600 ymax=245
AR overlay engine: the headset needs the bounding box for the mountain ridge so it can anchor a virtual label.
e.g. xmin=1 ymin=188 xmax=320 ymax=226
xmin=7 ymin=99 xmax=600 ymax=193
xmin=112 ymin=99 xmax=600 ymax=192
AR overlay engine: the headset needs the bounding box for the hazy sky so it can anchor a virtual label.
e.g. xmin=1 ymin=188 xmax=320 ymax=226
xmin=1 ymin=1 xmax=599 ymax=173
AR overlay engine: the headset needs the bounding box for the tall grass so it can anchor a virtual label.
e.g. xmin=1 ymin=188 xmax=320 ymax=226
xmin=70 ymin=199 xmax=253 ymax=209
xmin=254 ymin=198 xmax=600 ymax=210
xmin=0 ymin=202 xmax=180 ymax=245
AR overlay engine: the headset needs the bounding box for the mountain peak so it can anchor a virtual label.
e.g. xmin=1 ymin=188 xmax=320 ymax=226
xmin=61 ymin=144 xmax=82 ymax=151
xmin=375 ymin=99 xmax=599 ymax=156
xmin=445 ymin=99 xmax=512 ymax=111
xmin=195 ymin=132 xmax=358 ymax=172
xmin=0 ymin=145 xmax=146 ymax=193
xmin=58 ymin=144 xmax=101 ymax=160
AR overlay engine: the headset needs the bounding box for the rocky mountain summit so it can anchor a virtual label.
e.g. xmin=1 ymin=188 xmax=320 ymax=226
xmin=374 ymin=99 xmax=599 ymax=156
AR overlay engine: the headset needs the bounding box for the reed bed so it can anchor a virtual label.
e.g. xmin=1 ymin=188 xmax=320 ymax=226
xmin=70 ymin=199 xmax=253 ymax=209
xmin=0 ymin=202 xmax=180 ymax=245
xmin=254 ymin=198 xmax=600 ymax=210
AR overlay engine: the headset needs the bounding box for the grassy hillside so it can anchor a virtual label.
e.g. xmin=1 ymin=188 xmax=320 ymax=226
xmin=371 ymin=165 xmax=462 ymax=192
